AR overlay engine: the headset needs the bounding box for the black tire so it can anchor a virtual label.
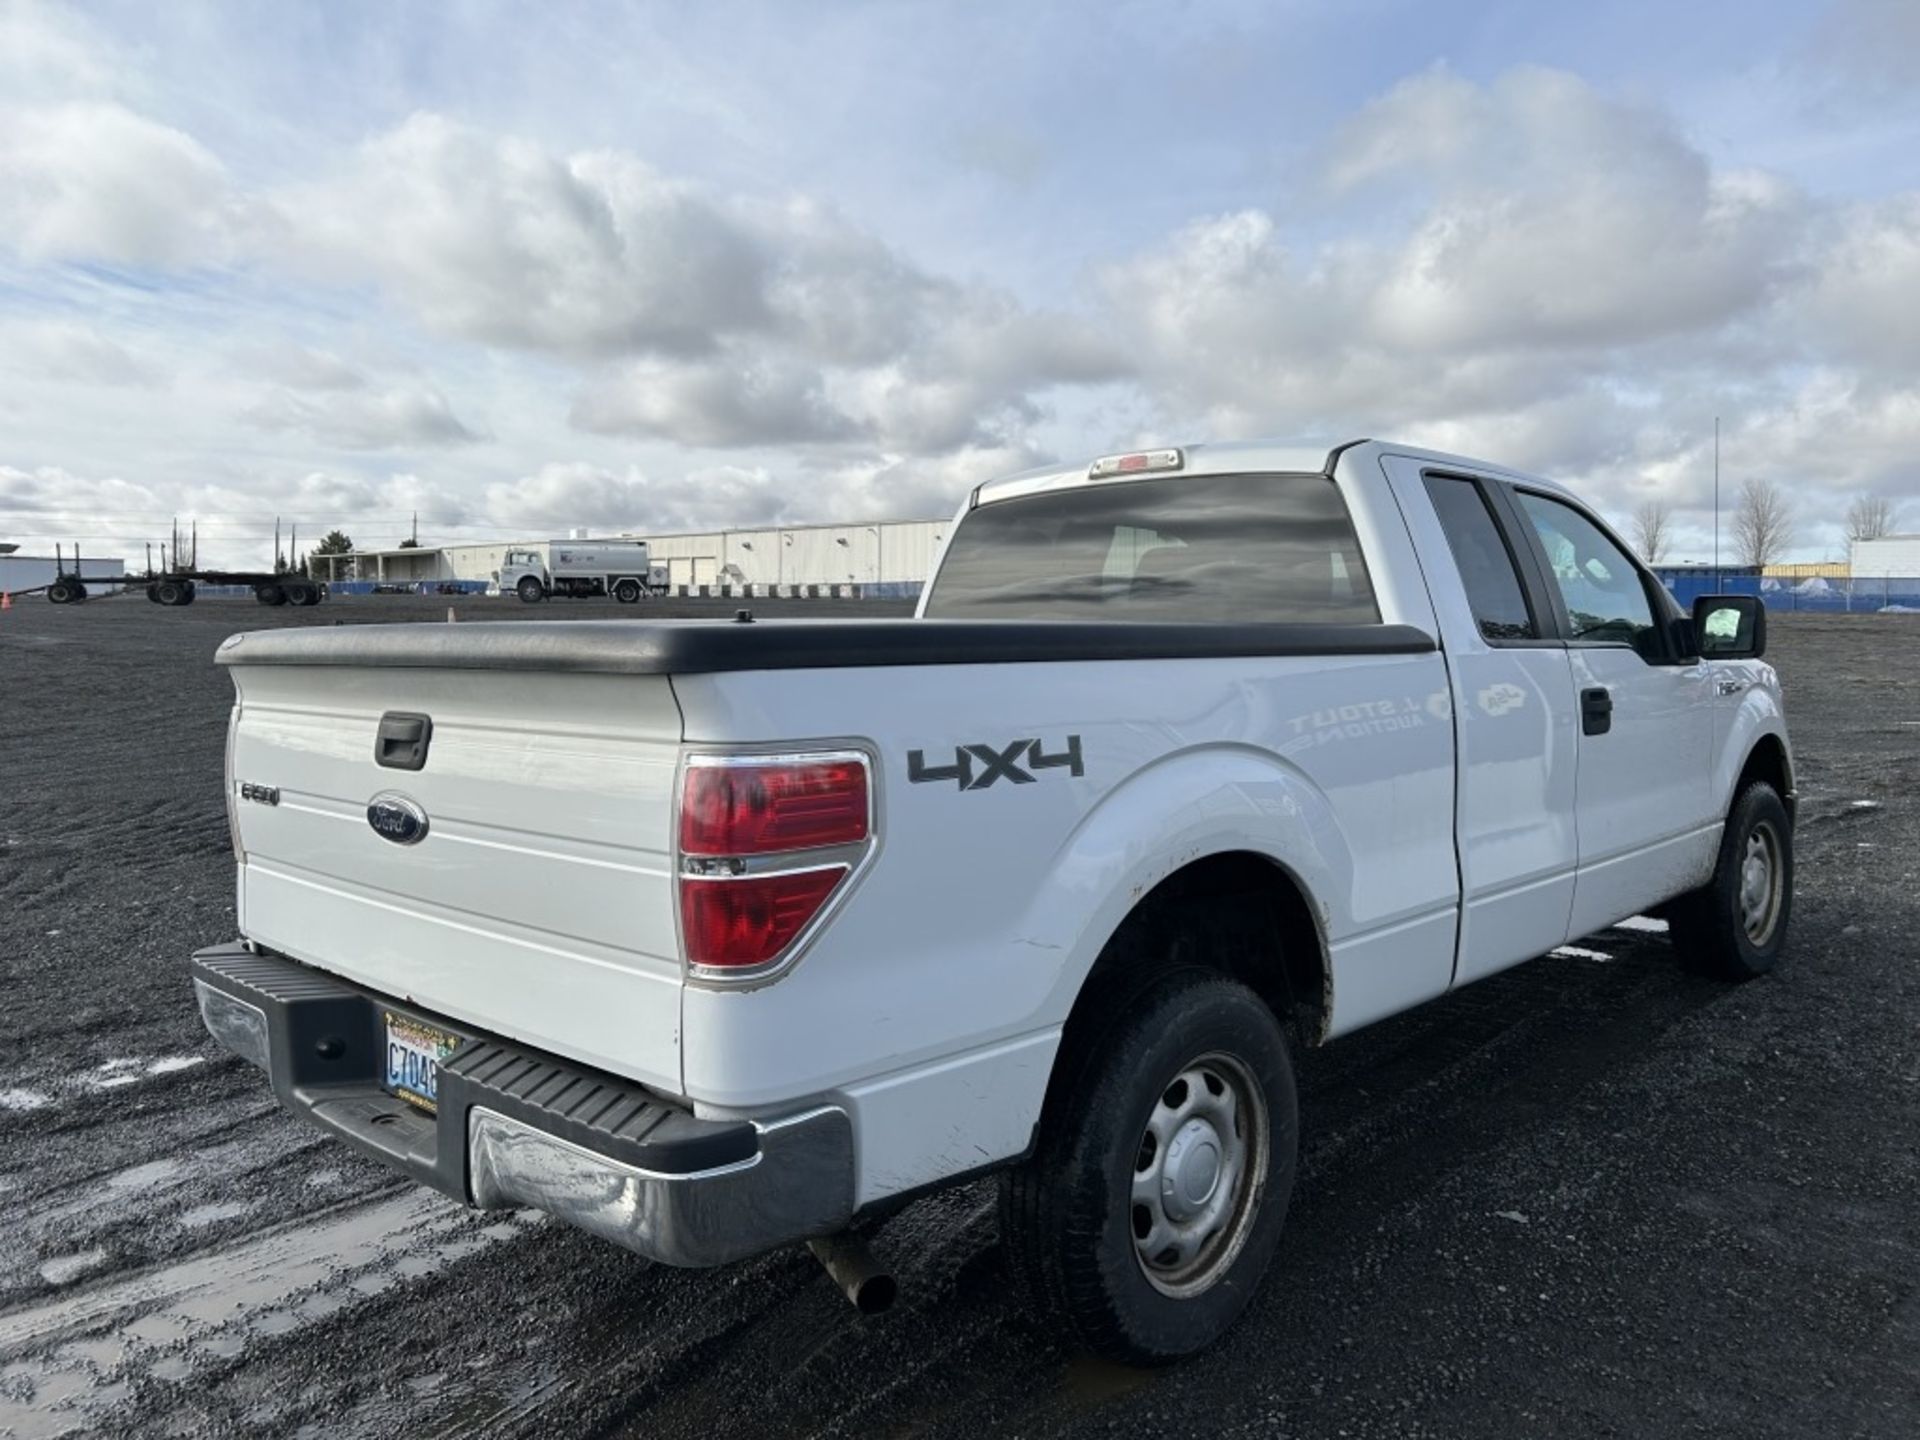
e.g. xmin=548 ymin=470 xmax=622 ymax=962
xmin=517 ymin=577 xmax=545 ymax=604
xmin=1669 ymin=782 xmax=1793 ymax=980
xmin=613 ymin=578 xmax=642 ymax=604
xmin=1001 ymin=969 xmax=1298 ymax=1364
xmin=155 ymin=580 xmax=186 ymax=606
xmin=255 ymin=583 xmax=288 ymax=606
xmin=179 ymin=581 xmax=197 ymax=606
xmin=46 ymin=579 xmax=77 ymax=604
xmin=281 ymin=581 xmax=316 ymax=606
xmin=146 ymin=583 xmax=162 ymax=604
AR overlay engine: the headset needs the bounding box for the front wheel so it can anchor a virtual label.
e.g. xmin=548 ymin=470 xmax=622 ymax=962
xmin=1669 ymin=782 xmax=1793 ymax=980
xmin=1001 ymin=970 xmax=1297 ymax=1364
xmin=516 ymin=577 xmax=545 ymax=603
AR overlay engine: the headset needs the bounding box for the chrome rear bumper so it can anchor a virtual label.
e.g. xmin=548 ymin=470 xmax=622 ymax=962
xmin=191 ymin=942 xmax=855 ymax=1267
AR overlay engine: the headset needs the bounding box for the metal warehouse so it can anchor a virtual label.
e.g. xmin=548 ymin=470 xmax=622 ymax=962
xmin=1852 ymin=535 xmax=1920 ymax=577
xmin=315 ymin=517 xmax=950 ymax=592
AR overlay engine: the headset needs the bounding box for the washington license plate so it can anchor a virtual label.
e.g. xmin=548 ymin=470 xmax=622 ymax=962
xmin=383 ymin=1012 xmax=463 ymax=1112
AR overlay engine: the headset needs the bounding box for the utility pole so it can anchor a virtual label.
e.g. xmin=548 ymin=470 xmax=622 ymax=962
xmin=1712 ymin=416 xmax=1720 ymax=579
xmin=412 ymin=510 xmax=418 ymax=546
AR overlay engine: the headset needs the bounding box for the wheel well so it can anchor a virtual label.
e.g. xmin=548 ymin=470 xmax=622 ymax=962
xmin=1736 ymin=734 xmax=1792 ymax=807
xmin=1062 ymin=852 xmax=1329 ymax=1061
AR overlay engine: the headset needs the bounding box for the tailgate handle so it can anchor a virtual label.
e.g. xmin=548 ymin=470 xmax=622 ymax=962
xmin=375 ymin=712 xmax=433 ymax=771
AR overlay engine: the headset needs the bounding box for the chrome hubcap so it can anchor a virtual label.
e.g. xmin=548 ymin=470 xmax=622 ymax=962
xmin=1739 ymin=820 xmax=1783 ymax=945
xmin=1130 ymin=1053 xmax=1268 ymax=1298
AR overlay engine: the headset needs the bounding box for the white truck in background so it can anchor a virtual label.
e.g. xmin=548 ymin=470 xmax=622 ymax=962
xmin=498 ymin=540 xmax=668 ymax=603
xmin=196 ymin=439 xmax=1793 ymax=1364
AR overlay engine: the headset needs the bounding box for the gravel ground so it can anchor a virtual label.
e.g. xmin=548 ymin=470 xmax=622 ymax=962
xmin=1 ymin=597 xmax=1917 ymax=1439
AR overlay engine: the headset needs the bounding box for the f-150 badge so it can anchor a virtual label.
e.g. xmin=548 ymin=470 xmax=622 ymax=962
xmin=908 ymin=736 xmax=1084 ymax=791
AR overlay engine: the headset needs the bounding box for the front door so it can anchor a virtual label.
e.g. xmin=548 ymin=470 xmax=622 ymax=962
xmin=1503 ymin=489 xmax=1717 ymax=936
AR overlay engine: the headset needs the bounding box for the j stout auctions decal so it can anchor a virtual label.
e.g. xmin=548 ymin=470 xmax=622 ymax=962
xmin=908 ymin=735 xmax=1085 ymax=791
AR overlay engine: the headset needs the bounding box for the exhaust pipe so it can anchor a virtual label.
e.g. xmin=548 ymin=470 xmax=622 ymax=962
xmin=808 ymin=1234 xmax=896 ymax=1315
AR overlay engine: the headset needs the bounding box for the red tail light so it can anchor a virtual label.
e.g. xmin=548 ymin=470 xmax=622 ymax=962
xmin=676 ymin=753 xmax=873 ymax=978
xmin=680 ymin=868 xmax=846 ymax=969
xmin=680 ymin=759 xmax=868 ymax=856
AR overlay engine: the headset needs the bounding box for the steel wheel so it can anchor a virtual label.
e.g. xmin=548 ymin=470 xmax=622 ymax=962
xmin=1130 ymin=1051 xmax=1269 ymax=1298
xmin=1739 ymin=819 xmax=1784 ymax=946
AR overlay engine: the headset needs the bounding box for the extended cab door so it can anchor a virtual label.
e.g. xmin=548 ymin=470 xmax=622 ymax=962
xmin=1498 ymin=487 xmax=1717 ymax=935
xmin=1384 ymin=458 xmax=1581 ymax=984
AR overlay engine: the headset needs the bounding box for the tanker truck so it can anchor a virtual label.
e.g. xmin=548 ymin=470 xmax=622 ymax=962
xmin=498 ymin=541 xmax=669 ymax=603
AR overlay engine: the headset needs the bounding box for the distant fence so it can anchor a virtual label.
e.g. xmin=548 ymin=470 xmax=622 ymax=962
xmin=1662 ymin=572 xmax=1920 ymax=614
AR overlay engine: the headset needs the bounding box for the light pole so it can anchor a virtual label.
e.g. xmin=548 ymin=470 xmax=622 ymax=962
xmin=1712 ymin=415 xmax=1720 ymax=581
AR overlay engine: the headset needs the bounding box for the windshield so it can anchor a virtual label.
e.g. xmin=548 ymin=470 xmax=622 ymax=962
xmin=922 ymin=471 xmax=1379 ymax=624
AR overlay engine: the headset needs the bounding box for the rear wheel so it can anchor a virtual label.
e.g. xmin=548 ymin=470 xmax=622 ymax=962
xmin=145 ymin=582 xmax=162 ymax=604
xmin=613 ymin=578 xmax=642 ymax=604
xmin=154 ymin=580 xmax=186 ymax=606
xmin=255 ymin=583 xmax=287 ymax=606
xmin=516 ymin=577 xmax=545 ymax=603
xmin=282 ymin=580 xmax=316 ymax=606
xmin=1001 ymin=969 xmax=1297 ymax=1364
xmin=46 ymin=579 xmax=78 ymax=604
xmin=1669 ymin=781 xmax=1793 ymax=980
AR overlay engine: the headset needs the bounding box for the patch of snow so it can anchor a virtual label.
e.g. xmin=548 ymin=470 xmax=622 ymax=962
xmin=1612 ymin=915 xmax=1669 ymax=933
xmin=1494 ymin=1211 xmax=1530 ymax=1225
xmin=1551 ymin=945 xmax=1612 ymax=962
xmin=1849 ymin=799 xmax=1883 ymax=810
xmin=0 ymin=1088 xmax=54 ymax=1112
xmin=39 ymin=1248 xmax=109 ymax=1285
xmin=147 ymin=1056 xmax=206 ymax=1076
xmin=177 ymin=1200 xmax=253 ymax=1229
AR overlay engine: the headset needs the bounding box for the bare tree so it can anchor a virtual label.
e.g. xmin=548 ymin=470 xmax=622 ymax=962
xmin=1731 ymin=477 xmax=1794 ymax=568
xmin=1845 ymin=494 xmax=1898 ymax=545
xmin=1631 ymin=497 xmax=1673 ymax=564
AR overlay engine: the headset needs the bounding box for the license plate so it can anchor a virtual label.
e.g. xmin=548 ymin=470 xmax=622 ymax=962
xmin=383 ymin=1012 xmax=463 ymax=1112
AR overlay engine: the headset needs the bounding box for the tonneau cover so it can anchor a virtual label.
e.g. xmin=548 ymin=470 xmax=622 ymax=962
xmin=216 ymin=618 xmax=1436 ymax=676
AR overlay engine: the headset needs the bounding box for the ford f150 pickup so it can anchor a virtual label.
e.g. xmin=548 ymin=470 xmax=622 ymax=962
xmin=192 ymin=439 xmax=1793 ymax=1362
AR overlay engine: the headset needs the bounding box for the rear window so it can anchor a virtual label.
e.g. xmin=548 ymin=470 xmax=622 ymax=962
xmin=923 ymin=471 xmax=1379 ymax=623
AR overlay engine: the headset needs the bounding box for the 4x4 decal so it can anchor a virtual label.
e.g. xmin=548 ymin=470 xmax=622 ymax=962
xmin=908 ymin=735 xmax=1085 ymax=791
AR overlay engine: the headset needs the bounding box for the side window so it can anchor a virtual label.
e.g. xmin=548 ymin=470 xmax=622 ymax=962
xmin=1514 ymin=491 xmax=1657 ymax=653
xmin=1423 ymin=475 xmax=1537 ymax=641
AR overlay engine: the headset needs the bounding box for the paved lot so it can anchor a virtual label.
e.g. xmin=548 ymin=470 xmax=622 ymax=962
xmin=1 ymin=598 xmax=1917 ymax=1439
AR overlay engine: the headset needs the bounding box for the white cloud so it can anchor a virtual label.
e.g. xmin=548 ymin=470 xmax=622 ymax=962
xmin=1799 ymin=196 xmax=1920 ymax=372
xmin=0 ymin=102 xmax=237 ymax=267
xmin=0 ymin=320 xmax=162 ymax=387
xmin=570 ymin=356 xmax=857 ymax=447
xmin=243 ymin=383 xmax=486 ymax=450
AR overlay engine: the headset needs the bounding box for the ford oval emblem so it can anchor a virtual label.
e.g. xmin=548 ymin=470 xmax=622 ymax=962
xmin=367 ymin=792 xmax=429 ymax=846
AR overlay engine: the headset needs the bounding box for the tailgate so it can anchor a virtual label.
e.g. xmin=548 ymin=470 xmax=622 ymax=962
xmin=224 ymin=659 xmax=684 ymax=1092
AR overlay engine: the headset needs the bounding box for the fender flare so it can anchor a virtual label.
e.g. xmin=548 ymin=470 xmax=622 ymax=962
xmin=999 ymin=742 xmax=1349 ymax=1037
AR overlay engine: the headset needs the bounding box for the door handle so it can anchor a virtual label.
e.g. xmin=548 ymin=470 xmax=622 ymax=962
xmin=1580 ymin=686 xmax=1613 ymax=736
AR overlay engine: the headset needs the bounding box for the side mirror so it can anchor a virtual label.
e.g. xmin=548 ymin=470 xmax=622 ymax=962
xmin=1693 ymin=594 xmax=1766 ymax=660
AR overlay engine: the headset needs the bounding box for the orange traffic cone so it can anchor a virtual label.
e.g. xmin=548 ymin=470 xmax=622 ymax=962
xmin=1 ymin=591 xmax=11 ymax=612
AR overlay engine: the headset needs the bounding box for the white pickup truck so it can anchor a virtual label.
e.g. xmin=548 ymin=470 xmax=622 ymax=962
xmin=193 ymin=439 xmax=1792 ymax=1362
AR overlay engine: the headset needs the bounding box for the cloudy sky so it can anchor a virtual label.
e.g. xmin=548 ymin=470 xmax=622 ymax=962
xmin=3 ymin=0 xmax=1917 ymax=567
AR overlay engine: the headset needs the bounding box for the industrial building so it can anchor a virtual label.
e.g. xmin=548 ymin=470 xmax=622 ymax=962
xmin=313 ymin=516 xmax=951 ymax=593
xmin=1852 ymin=535 xmax=1920 ymax=578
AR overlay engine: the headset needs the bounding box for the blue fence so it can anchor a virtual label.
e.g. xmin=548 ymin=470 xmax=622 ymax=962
xmin=1659 ymin=572 xmax=1920 ymax=614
